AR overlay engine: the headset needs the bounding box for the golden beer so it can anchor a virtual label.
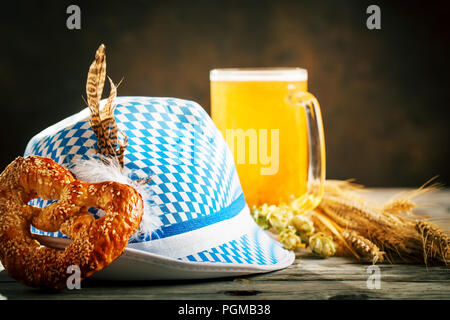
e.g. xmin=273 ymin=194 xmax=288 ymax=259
xmin=210 ymin=68 xmax=324 ymax=209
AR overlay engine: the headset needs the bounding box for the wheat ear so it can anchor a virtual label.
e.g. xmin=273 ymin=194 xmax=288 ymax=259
xmin=416 ymin=219 xmax=449 ymax=265
xmin=342 ymin=230 xmax=384 ymax=264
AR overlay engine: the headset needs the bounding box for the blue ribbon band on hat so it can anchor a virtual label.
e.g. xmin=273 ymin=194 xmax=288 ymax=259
xmin=145 ymin=193 xmax=246 ymax=242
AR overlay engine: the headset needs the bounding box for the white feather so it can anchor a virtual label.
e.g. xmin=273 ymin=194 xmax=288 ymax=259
xmin=68 ymin=155 xmax=162 ymax=239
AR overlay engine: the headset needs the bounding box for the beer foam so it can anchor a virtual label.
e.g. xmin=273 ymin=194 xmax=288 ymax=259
xmin=210 ymin=68 xmax=307 ymax=82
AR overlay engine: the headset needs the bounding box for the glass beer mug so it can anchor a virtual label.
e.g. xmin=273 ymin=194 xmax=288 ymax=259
xmin=210 ymin=68 xmax=325 ymax=212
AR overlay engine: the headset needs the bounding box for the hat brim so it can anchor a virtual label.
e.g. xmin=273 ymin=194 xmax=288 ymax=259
xmin=34 ymin=211 xmax=295 ymax=281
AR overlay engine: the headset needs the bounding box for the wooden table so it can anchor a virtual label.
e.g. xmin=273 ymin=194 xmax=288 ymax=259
xmin=1 ymin=189 xmax=449 ymax=300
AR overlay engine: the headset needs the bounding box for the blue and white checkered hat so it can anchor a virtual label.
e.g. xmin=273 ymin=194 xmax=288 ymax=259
xmin=24 ymin=96 xmax=294 ymax=280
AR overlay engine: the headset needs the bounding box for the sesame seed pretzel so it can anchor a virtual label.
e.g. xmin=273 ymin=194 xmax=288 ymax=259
xmin=0 ymin=156 xmax=144 ymax=289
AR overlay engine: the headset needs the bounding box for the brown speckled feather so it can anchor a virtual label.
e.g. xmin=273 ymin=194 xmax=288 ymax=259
xmin=86 ymin=44 xmax=128 ymax=166
xmin=86 ymin=44 xmax=106 ymax=119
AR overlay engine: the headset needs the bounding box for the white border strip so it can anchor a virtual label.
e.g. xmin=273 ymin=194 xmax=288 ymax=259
xmin=128 ymin=205 xmax=254 ymax=259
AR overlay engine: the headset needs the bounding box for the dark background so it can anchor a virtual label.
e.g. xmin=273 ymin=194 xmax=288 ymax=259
xmin=1 ymin=0 xmax=449 ymax=187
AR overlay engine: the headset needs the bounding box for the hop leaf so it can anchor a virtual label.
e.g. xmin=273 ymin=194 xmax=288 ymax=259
xmin=278 ymin=228 xmax=302 ymax=250
xmin=292 ymin=215 xmax=315 ymax=241
xmin=309 ymin=232 xmax=337 ymax=258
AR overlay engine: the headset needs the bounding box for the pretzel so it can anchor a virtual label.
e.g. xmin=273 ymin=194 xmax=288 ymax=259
xmin=0 ymin=156 xmax=144 ymax=289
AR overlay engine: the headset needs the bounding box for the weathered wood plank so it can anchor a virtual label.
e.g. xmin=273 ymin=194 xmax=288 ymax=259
xmin=0 ymin=272 xmax=448 ymax=300
xmin=0 ymin=189 xmax=449 ymax=300
xmin=1 ymin=250 xmax=448 ymax=300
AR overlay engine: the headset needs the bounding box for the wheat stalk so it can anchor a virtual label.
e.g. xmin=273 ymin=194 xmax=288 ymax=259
xmin=382 ymin=199 xmax=417 ymax=215
xmin=342 ymin=230 xmax=384 ymax=264
xmin=251 ymin=179 xmax=449 ymax=265
xmin=416 ymin=219 xmax=449 ymax=265
xmin=314 ymin=180 xmax=449 ymax=265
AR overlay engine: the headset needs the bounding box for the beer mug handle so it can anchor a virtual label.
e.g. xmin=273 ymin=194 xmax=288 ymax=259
xmin=287 ymin=90 xmax=326 ymax=212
